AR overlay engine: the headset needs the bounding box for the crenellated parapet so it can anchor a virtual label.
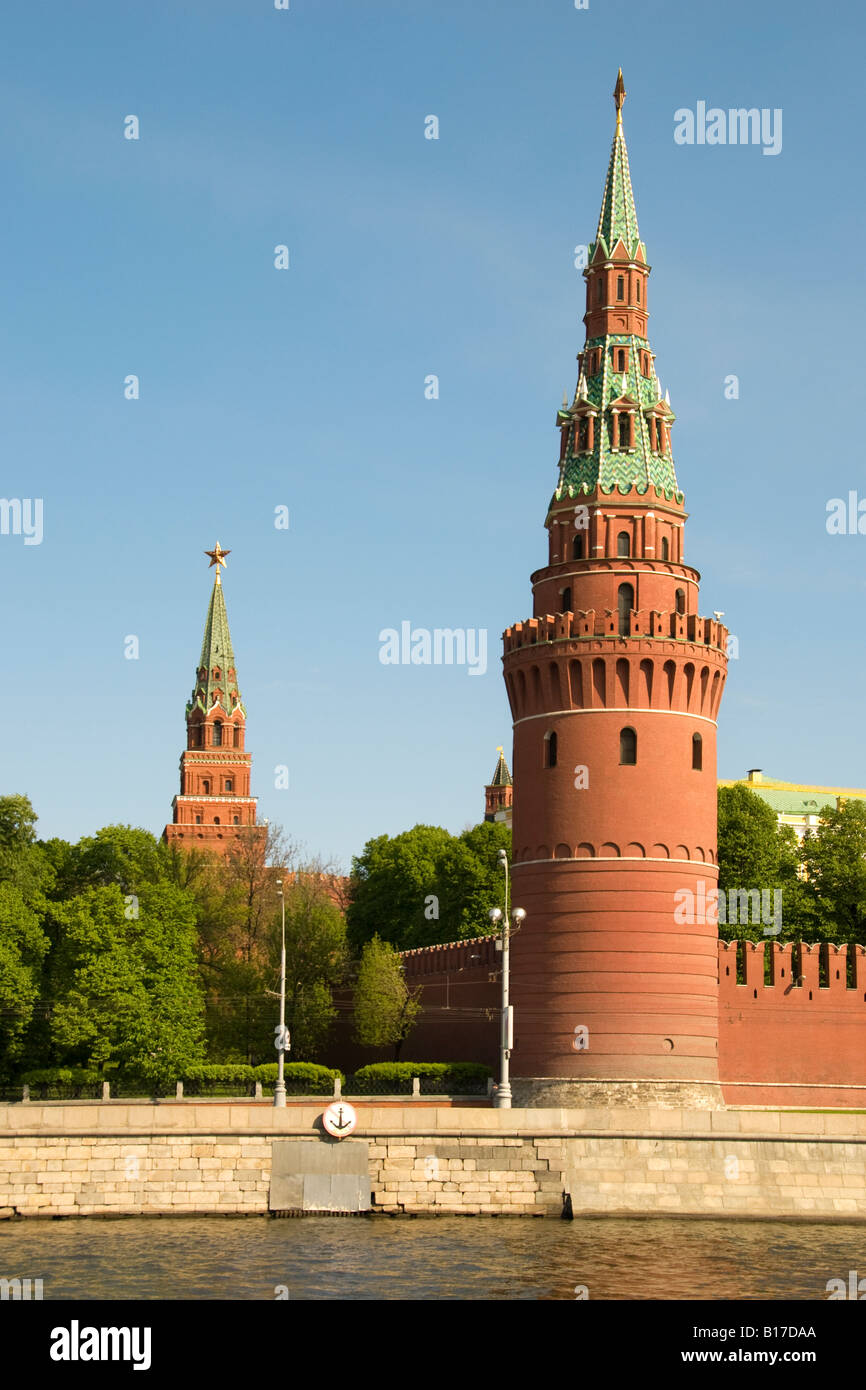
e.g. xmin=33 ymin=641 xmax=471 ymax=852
xmin=719 ymin=939 xmax=866 ymax=998
xmin=504 ymin=609 xmax=728 ymax=653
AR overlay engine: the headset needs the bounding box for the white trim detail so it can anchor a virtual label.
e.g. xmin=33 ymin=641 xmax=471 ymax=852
xmin=514 ymin=707 xmax=718 ymax=727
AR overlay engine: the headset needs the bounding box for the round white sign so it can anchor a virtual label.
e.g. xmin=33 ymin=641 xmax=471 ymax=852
xmin=322 ymin=1101 xmax=358 ymax=1139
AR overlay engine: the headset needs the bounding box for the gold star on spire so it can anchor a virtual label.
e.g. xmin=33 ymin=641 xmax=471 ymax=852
xmin=614 ymin=68 xmax=626 ymax=126
xmin=204 ymin=542 xmax=231 ymax=585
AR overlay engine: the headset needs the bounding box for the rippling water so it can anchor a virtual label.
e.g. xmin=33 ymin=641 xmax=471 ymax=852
xmin=0 ymin=1216 xmax=863 ymax=1300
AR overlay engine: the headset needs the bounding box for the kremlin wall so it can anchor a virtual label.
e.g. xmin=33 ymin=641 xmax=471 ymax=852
xmin=389 ymin=936 xmax=866 ymax=1110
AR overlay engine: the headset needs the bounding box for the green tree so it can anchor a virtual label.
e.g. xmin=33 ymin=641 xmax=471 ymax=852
xmin=0 ymin=794 xmax=53 ymax=904
xmin=437 ymin=822 xmax=512 ymax=939
xmin=353 ymin=935 xmax=421 ymax=1060
xmin=54 ymin=824 xmax=169 ymax=898
xmin=274 ymin=872 xmax=348 ymax=1060
xmin=798 ymin=800 xmax=866 ymax=945
xmin=347 ymin=826 xmax=452 ymax=952
xmin=717 ymin=785 xmax=782 ymax=895
xmin=45 ymin=881 xmax=205 ymax=1083
xmin=0 ymin=882 xmax=49 ymax=1071
xmin=347 ymin=822 xmax=512 ymax=952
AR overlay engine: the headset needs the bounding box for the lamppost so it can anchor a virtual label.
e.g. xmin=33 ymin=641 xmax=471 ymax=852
xmin=273 ymin=877 xmax=290 ymax=1108
xmin=488 ymin=848 xmax=526 ymax=1109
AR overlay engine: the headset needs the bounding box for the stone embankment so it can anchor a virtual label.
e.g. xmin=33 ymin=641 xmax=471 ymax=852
xmin=1 ymin=1102 xmax=864 ymax=1219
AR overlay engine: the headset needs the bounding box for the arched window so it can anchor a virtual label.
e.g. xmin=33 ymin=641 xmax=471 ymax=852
xmin=619 ymin=412 xmax=632 ymax=449
xmin=692 ymin=733 xmax=703 ymax=771
xmin=661 ymin=537 xmax=669 ymax=562
xmin=616 ymin=531 xmax=631 ymax=557
xmin=545 ymin=731 xmax=558 ymax=768
xmin=577 ymin=417 xmax=589 ymax=451
xmin=617 ymin=348 xmax=626 ymax=371
xmin=562 ymin=587 xmax=571 ymax=613
xmin=620 ymin=727 xmax=637 ymax=765
xmin=213 ymin=816 xmax=221 ymax=825
xmin=573 ymin=534 xmax=584 ymax=560
xmin=202 ymin=779 xmax=210 ymax=795
xmin=213 ymin=721 xmax=223 ymax=747
xmin=616 ymin=275 xmax=624 ymax=301
xmin=233 ymin=816 xmax=239 ymax=825
xmin=194 ymin=815 xmax=201 ymax=825
xmin=596 ymin=277 xmax=603 ymax=304
xmin=617 ymin=583 xmax=634 ymax=637
xmin=636 ymin=279 xmax=641 ymax=303
xmin=675 ymin=588 xmax=686 ymax=616
xmin=225 ymin=778 xmax=233 ymax=792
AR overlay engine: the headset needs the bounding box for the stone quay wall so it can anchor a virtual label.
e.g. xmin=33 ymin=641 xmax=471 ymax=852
xmin=1 ymin=1102 xmax=865 ymax=1220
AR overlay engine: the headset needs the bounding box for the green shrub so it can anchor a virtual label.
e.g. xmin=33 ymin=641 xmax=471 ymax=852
xmin=252 ymin=1062 xmax=343 ymax=1087
xmin=20 ymin=1068 xmax=102 ymax=1086
xmin=352 ymin=1062 xmax=491 ymax=1084
xmin=18 ymin=1062 xmax=343 ymax=1094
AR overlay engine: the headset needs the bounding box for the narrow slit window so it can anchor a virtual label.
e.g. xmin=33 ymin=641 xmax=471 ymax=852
xmin=545 ymin=731 xmax=558 ymax=768
xmin=620 ymin=727 xmax=637 ymax=765
xmin=617 ymin=583 xmax=634 ymax=637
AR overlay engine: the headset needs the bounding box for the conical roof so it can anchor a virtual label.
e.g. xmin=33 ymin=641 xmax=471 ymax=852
xmin=489 ymin=749 xmax=513 ymax=788
xmin=593 ymin=69 xmax=642 ymax=258
xmin=188 ymin=572 xmax=244 ymax=716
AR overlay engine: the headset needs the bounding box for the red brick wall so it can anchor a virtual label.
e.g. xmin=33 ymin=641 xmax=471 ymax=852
xmin=348 ymin=937 xmax=866 ymax=1106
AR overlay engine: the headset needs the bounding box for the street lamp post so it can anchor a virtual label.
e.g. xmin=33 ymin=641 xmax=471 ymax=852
xmin=489 ymin=848 xmax=526 ymax=1110
xmin=273 ymin=878 xmax=289 ymax=1108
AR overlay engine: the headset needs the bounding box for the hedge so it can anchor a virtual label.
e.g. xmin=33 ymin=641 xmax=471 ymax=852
xmin=19 ymin=1063 xmax=343 ymax=1090
xmin=182 ymin=1063 xmax=343 ymax=1088
xmin=352 ymin=1062 xmax=492 ymax=1084
xmin=20 ymin=1068 xmax=103 ymax=1086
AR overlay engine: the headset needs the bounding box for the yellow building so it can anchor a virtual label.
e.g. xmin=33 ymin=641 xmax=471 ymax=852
xmin=718 ymin=769 xmax=866 ymax=843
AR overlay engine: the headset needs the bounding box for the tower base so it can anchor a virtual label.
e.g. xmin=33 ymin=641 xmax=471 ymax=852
xmin=509 ymin=1078 xmax=726 ymax=1110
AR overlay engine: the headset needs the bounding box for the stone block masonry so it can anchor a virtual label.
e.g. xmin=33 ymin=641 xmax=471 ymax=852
xmin=0 ymin=1103 xmax=864 ymax=1219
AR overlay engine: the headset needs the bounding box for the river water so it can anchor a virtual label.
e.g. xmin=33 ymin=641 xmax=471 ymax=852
xmin=1 ymin=1216 xmax=863 ymax=1300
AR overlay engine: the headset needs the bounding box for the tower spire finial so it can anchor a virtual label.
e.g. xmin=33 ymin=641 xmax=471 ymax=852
xmin=205 ymin=541 xmax=231 ymax=586
xmin=614 ymin=68 xmax=626 ymax=126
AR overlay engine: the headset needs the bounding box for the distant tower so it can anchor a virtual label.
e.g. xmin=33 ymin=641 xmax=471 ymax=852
xmin=164 ymin=544 xmax=260 ymax=855
xmin=502 ymin=74 xmax=729 ymax=1107
xmin=484 ymin=747 xmax=514 ymax=823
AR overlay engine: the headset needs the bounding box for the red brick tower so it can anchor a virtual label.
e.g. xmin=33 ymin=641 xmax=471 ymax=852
xmin=484 ymin=747 xmax=514 ymax=823
xmin=164 ymin=544 xmax=260 ymax=856
xmin=503 ymin=74 xmax=729 ymax=1107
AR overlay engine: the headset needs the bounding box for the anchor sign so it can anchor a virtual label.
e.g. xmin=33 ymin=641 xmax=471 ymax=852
xmin=273 ymin=1024 xmax=290 ymax=1054
xmin=322 ymin=1101 xmax=358 ymax=1139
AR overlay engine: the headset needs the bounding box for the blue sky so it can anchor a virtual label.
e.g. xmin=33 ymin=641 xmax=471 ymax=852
xmin=2 ymin=0 xmax=864 ymax=870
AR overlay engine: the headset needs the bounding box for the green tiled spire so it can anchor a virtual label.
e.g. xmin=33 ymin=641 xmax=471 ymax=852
xmin=552 ymin=72 xmax=681 ymax=504
xmin=592 ymin=69 xmax=643 ymax=260
xmin=489 ymin=748 xmax=513 ymax=788
xmin=188 ymin=568 xmax=244 ymax=717
xmin=555 ymin=349 xmax=679 ymax=499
